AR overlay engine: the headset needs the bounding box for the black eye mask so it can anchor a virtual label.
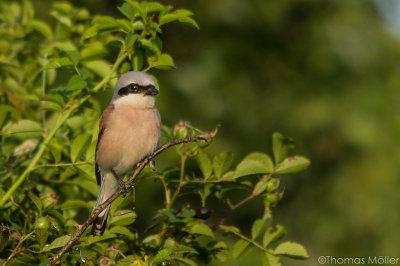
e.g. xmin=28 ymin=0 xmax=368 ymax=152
xmin=118 ymin=83 xmax=155 ymax=96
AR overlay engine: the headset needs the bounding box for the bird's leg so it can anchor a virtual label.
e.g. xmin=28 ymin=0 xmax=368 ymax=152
xmin=111 ymin=169 xmax=127 ymax=197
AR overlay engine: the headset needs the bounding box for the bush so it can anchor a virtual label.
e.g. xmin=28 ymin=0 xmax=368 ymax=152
xmin=0 ymin=1 xmax=310 ymax=265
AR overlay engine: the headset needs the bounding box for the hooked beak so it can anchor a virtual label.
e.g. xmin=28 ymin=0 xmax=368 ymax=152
xmin=145 ymin=86 xmax=159 ymax=96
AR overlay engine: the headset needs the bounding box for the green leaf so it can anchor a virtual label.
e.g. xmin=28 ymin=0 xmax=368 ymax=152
xmin=132 ymin=49 xmax=144 ymax=71
xmin=275 ymin=156 xmax=310 ymax=174
xmin=187 ymin=221 xmax=214 ymax=238
xmin=70 ymin=133 xmax=92 ymax=162
xmin=47 ymin=144 xmax=61 ymax=163
xmin=213 ymin=152 xmax=234 ymax=179
xmin=220 ymin=225 xmax=240 ymax=234
xmin=67 ymin=75 xmax=87 ymax=91
xmin=159 ymin=9 xmax=199 ymax=29
xmin=81 ymin=17 xmax=121 ymax=41
xmin=150 ymin=53 xmax=176 ymax=70
xmin=274 ymin=241 xmax=309 ymax=259
xmin=126 ymin=0 xmax=144 ymax=19
xmin=36 ymin=229 xmax=48 ymax=250
xmin=43 ymin=57 xmax=73 ymax=70
xmin=3 ymin=119 xmax=43 ymax=134
xmin=61 ymin=200 xmax=91 ymax=210
xmin=70 ymin=177 xmax=98 ymax=197
xmin=28 ymin=20 xmax=53 ymax=39
xmin=214 ymin=241 xmax=228 ymax=262
xmin=66 ymin=50 xmax=80 ymax=66
xmin=196 ymin=152 xmax=212 ymax=179
xmin=251 ymin=219 xmax=268 ymax=240
xmin=232 ymin=239 xmax=252 ymax=259
xmin=52 ymin=2 xmax=72 ymax=13
xmin=28 ymin=192 xmax=42 ymax=213
xmin=223 ymin=152 xmax=273 ymax=180
xmin=83 ymin=60 xmax=111 ymax=78
xmin=118 ymin=3 xmax=136 ymax=20
xmin=41 ymin=94 xmax=64 ymax=106
xmin=109 ymin=226 xmax=135 ymax=240
xmin=109 ymin=210 xmax=136 ymax=226
xmin=262 ymin=252 xmax=281 ymax=266
xmin=80 ymin=42 xmax=107 ymax=61
xmin=172 ymin=257 xmax=197 ymax=266
xmin=40 ymin=102 xmax=62 ymax=112
xmin=151 ymin=249 xmax=173 ymax=266
xmin=82 ymin=232 xmax=116 ymax=246
xmin=263 ymin=224 xmax=286 ymax=247
xmin=43 ymin=235 xmax=71 ymax=251
xmin=125 ymin=33 xmax=138 ymax=48
xmin=141 ymin=2 xmax=164 ymax=13
xmin=272 ymin=132 xmax=294 ymax=164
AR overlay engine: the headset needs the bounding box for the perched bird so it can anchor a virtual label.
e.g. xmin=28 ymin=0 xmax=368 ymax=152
xmin=91 ymin=71 xmax=161 ymax=236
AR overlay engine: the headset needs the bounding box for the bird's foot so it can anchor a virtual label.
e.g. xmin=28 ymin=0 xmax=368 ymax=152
xmin=118 ymin=179 xmax=127 ymax=198
xmin=149 ymin=160 xmax=156 ymax=171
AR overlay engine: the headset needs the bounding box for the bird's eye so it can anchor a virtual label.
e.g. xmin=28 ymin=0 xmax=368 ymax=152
xmin=131 ymin=84 xmax=139 ymax=92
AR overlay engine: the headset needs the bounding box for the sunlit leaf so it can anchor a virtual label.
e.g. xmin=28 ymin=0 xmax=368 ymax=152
xmin=28 ymin=192 xmax=42 ymax=213
xmin=67 ymin=75 xmax=87 ymax=91
xmin=61 ymin=200 xmax=91 ymax=210
xmin=263 ymin=224 xmax=286 ymax=247
xmin=28 ymin=20 xmax=53 ymax=39
xmin=109 ymin=210 xmax=137 ymax=226
xmin=274 ymin=241 xmax=309 ymax=259
xmin=159 ymin=9 xmax=199 ymax=29
xmin=213 ymin=152 xmax=234 ymax=179
xmin=151 ymin=249 xmax=173 ymax=266
xmin=275 ymin=156 xmax=310 ymax=174
xmin=232 ymin=239 xmax=252 ymax=259
xmin=118 ymin=3 xmax=136 ymax=20
xmin=196 ymin=152 xmax=212 ymax=179
xmin=43 ymin=57 xmax=73 ymax=70
xmin=66 ymin=50 xmax=80 ymax=66
xmin=70 ymin=133 xmax=92 ymax=162
xmin=43 ymin=235 xmax=71 ymax=251
xmin=272 ymin=132 xmax=294 ymax=164
xmin=262 ymin=252 xmax=282 ymax=266
xmin=187 ymin=221 xmax=214 ymax=238
xmin=109 ymin=226 xmax=135 ymax=240
xmin=3 ymin=119 xmax=42 ymax=134
xmin=251 ymin=219 xmax=268 ymax=240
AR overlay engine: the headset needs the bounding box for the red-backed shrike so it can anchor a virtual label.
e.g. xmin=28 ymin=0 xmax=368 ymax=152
xmin=91 ymin=71 xmax=161 ymax=236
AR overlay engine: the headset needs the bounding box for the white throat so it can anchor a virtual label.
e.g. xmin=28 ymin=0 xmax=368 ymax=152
xmin=113 ymin=94 xmax=155 ymax=109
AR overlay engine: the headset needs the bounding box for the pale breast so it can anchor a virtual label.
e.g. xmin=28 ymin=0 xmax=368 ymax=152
xmin=96 ymin=104 xmax=161 ymax=176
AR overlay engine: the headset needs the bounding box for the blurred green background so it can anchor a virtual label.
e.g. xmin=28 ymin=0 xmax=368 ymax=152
xmin=34 ymin=0 xmax=400 ymax=264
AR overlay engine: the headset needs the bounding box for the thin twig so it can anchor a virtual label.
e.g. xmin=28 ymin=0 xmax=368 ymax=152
xmin=2 ymin=231 xmax=34 ymax=266
xmin=212 ymin=194 xmax=254 ymax=230
xmin=47 ymin=136 xmax=208 ymax=265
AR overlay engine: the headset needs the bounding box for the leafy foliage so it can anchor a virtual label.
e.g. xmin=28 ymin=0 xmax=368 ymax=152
xmin=0 ymin=1 xmax=309 ymax=265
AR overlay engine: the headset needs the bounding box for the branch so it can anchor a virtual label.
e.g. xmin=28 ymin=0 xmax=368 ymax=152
xmin=47 ymin=136 xmax=208 ymax=265
xmin=212 ymin=194 xmax=254 ymax=230
xmin=2 ymin=231 xmax=34 ymax=266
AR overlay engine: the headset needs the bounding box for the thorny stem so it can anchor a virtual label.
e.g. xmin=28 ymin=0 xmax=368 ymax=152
xmin=47 ymin=136 xmax=209 ymax=266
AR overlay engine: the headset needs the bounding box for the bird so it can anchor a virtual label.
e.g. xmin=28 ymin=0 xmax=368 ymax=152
xmin=91 ymin=71 xmax=161 ymax=236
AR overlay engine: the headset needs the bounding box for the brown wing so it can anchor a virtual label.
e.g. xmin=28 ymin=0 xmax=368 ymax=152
xmin=95 ymin=104 xmax=114 ymax=185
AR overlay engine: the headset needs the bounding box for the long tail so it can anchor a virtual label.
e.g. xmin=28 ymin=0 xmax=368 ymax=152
xmin=91 ymin=171 xmax=118 ymax=236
